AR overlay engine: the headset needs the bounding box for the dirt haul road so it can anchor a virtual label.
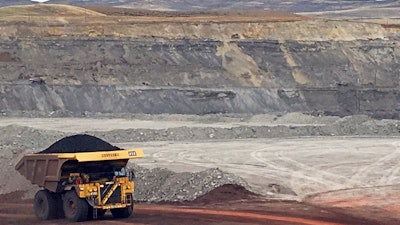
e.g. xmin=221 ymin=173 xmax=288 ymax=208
xmin=1 ymin=117 xmax=400 ymax=224
xmin=0 ymin=195 xmax=377 ymax=225
xmin=127 ymin=137 xmax=400 ymax=223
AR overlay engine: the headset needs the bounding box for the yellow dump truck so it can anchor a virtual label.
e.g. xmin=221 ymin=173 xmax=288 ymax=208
xmin=15 ymin=149 xmax=143 ymax=222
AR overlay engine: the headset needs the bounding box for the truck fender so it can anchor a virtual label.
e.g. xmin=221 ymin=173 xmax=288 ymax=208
xmin=64 ymin=185 xmax=75 ymax=191
xmin=86 ymin=198 xmax=96 ymax=207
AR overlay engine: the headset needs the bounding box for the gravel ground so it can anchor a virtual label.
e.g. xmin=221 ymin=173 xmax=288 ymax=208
xmin=1 ymin=113 xmax=400 ymax=202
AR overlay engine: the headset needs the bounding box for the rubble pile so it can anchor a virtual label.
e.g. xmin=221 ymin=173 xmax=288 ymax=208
xmin=129 ymin=165 xmax=250 ymax=202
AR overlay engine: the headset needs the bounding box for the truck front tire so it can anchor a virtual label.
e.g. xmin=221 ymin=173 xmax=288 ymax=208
xmin=63 ymin=190 xmax=89 ymax=222
xmin=111 ymin=204 xmax=133 ymax=218
xmin=34 ymin=190 xmax=57 ymax=220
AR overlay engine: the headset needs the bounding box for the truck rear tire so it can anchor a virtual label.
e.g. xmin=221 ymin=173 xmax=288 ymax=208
xmin=63 ymin=190 xmax=89 ymax=222
xmin=54 ymin=193 xmax=65 ymax=219
xmin=34 ymin=190 xmax=57 ymax=220
xmin=111 ymin=204 xmax=133 ymax=218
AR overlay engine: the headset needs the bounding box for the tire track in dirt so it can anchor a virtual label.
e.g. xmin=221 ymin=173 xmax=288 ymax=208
xmin=277 ymin=154 xmax=356 ymax=185
xmin=171 ymin=144 xmax=332 ymax=189
xmin=251 ymin=148 xmax=355 ymax=194
xmin=378 ymin=141 xmax=400 ymax=185
xmin=350 ymin=141 xmax=400 ymax=186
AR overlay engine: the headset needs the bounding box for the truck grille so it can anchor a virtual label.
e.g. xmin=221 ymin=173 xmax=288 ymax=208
xmin=101 ymin=183 xmax=121 ymax=204
xmin=108 ymin=186 xmax=121 ymax=204
xmin=100 ymin=183 xmax=113 ymax=198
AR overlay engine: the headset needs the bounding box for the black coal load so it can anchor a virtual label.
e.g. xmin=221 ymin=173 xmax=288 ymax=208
xmin=38 ymin=134 xmax=121 ymax=154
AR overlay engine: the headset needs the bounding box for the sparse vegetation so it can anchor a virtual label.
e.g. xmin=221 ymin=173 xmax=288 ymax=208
xmin=0 ymin=4 xmax=104 ymax=19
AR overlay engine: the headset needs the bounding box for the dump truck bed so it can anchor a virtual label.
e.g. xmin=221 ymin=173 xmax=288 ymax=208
xmin=15 ymin=149 xmax=143 ymax=192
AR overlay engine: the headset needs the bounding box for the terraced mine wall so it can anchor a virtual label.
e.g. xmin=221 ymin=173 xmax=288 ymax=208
xmin=0 ymin=37 xmax=399 ymax=118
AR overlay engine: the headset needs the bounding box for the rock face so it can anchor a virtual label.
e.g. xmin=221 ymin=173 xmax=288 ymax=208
xmin=0 ymin=38 xmax=398 ymax=87
xmin=0 ymin=5 xmax=398 ymax=118
xmin=0 ymin=37 xmax=399 ymax=118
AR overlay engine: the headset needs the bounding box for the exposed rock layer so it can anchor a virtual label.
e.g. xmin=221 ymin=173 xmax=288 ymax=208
xmin=0 ymin=37 xmax=399 ymax=118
